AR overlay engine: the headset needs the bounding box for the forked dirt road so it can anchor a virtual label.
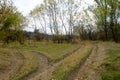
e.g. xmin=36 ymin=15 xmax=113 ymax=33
xmin=22 ymin=42 xmax=107 ymax=80
xmin=23 ymin=45 xmax=84 ymax=80
xmin=0 ymin=42 xmax=107 ymax=80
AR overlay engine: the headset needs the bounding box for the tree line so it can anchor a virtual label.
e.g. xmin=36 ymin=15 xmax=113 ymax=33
xmin=29 ymin=0 xmax=120 ymax=43
xmin=0 ymin=0 xmax=120 ymax=44
xmin=94 ymin=0 xmax=120 ymax=42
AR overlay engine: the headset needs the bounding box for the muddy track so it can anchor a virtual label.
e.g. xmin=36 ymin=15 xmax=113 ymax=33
xmin=22 ymin=45 xmax=84 ymax=80
xmin=68 ymin=43 xmax=107 ymax=80
xmin=0 ymin=52 xmax=24 ymax=80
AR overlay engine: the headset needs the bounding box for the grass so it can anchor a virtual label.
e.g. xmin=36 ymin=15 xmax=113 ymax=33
xmin=0 ymin=48 xmax=13 ymax=72
xmin=0 ymin=45 xmax=38 ymax=80
xmin=1 ymin=41 xmax=120 ymax=80
xmin=8 ymin=41 xmax=80 ymax=62
xmin=8 ymin=51 xmax=38 ymax=80
xmin=101 ymin=43 xmax=120 ymax=80
xmin=51 ymin=44 xmax=92 ymax=80
xmin=0 ymin=41 xmax=80 ymax=79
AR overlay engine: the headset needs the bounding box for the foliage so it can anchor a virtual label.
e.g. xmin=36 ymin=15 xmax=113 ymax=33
xmin=94 ymin=0 xmax=120 ymax=42
xmin=0 ymin=0 xmax=26 ymax=44
xmin=29 ymin=0 xmax=85 ymax=43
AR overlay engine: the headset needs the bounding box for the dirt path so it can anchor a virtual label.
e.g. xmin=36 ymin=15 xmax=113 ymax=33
xmin=0 ymin=52 xmax=24 ymax=80
xmin=68 ymin=43 xmax=107 ymax=80
xmin=24 ymin=45 xmax=84 ymax=80
xmin=22 ymin=51 xmax=49 ymax=80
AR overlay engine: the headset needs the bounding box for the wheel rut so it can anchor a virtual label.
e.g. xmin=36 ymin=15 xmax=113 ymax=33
xmin=0 ymin=52 xmax=24 ymax=80
xmin=68 ymin=43 xmax=107 ymax=80
xmin=22 ymin=51 xmax=49 ymax=80
xmin=23 ymin=45 xmax=84 ymax=80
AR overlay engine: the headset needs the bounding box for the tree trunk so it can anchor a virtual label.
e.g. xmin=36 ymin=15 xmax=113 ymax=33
xmin=104 ymin=24 xmax=108 ymax=40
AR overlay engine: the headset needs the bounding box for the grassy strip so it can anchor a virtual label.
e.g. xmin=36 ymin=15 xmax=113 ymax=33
xmin=8 ymin=51 xmax=38 ymax=80
xmin=101 ymin=48 xmax=120 ymax=80
xmin=51 ymin=45 xmax=92 ymax=80
xmin=10 ymin=43 xmax=80 ymax=62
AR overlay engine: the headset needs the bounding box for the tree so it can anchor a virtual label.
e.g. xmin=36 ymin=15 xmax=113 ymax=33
xmin=0 ymin=0 xmax=26 ymax=44
xmin=94 ymin=0 xmax=120 ymax=42
xmin=94 ymin=0 xmax=109 ymax=40
xmin=29 ymin=0 xmax=104 ymax=42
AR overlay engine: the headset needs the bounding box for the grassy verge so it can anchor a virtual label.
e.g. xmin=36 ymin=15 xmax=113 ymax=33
xmin=8 ymin=51 xmax=38 ymax=80
xmin=101 ymin=47 xmax=120 ymax=80
xmin=51 ymin=44 xmax=92 ymax=80
xmin=8 ymin=42 xmax=80 ymax=62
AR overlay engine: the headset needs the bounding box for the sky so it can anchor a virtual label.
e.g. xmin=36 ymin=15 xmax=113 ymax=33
xmin=14 ymin=0 xmax=95 ymax=32
xmin=14 ymin=0 xmax=94 ymax=16
xmin=14 ymin=0 xmax=43 ymax=16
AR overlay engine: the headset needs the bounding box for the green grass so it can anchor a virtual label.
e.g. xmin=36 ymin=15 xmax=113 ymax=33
xmin=9 ymin=42 xmax=80 ymax=62
xmin=101 ymin=45 xmax=120 ymax=80
xmin=51 ymin=45 xmax=92 ymax=80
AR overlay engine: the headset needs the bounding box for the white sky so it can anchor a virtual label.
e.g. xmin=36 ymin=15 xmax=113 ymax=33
xmin=14 ymin=0 xmax=43 ymax=16
xmin=14 ymin=0 xmax=94 ymax=16
xmin=14 ymin=0 xmax=95 ymax=32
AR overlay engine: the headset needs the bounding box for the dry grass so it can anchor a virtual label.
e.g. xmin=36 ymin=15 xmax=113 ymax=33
xmin=52 ymin=43 xmax=93 ymax=80
xmin=0 ymin=48 xmax=13 ymax=72
xmin=8 ymin=51 xmax=38 ymax=80
xmin=0 ymin=46 xmax=38 ymax=80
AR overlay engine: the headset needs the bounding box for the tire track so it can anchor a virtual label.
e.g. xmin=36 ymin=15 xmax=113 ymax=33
xmin=22 ymin=51 xmax=48 ymax=80
xmin=24 ymin=45 xmax=84 ymax=80
xmin=26 ymin=45 xmax=83 ymax=80
xmin=68 ymin=43 xmax=107 ymax=80
xmin=0 ymin=52 xmax=24 ymax=80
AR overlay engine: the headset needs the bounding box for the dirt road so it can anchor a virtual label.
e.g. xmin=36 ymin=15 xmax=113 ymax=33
xmin=68 ymin=43 xmax=107 ymax=80
xmin=0 ymin=42 xmax=107 ymax=80
xmin=0 ymin=52 xmax=24 ymax=80
xmin=22 ymin=51 xmax=49 ymax=80
xmin=23 ymin=46 xmax=83 ymax=80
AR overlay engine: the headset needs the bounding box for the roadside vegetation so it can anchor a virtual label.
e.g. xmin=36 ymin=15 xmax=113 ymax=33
xmin=101 ymin=43 xmax=120 ymax=80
